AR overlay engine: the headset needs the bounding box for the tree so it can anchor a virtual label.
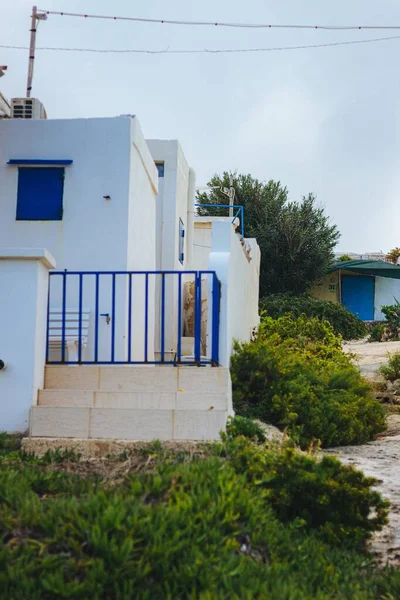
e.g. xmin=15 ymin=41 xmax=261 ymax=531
xmin=196 ymin=172 xmax=340 ymax=297
xmin=338 ymin=254 xmax=353 ymax=262
xmin=386 ymin=247 xmax=400 ymax=264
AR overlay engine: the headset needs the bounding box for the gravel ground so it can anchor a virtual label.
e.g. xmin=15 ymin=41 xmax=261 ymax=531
xmin=328 ymin=340 xmax=400 ymax=564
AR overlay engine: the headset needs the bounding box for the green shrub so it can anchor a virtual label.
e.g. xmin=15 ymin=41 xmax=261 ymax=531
xmin=381 ymin=298 xmax=400 ymax=328
xmin=232 ymin=315 xmax=386 ymax=448
xmin=0 ymin=431 xmax=22 ymax=456
xmin=220 ymin=437 xmax=389 ymax=547
xmin=369 ymin=323 xmax=385 ymax=342
xmin=261 ymin=294 xmax=367 ymax=340
xmin=380 ymin=352 xmax=400 ymax=382
xmin=0 ymin=438 xmax=395 ymax=599
xmin=225 ymin=416 xmax=266 ymax=443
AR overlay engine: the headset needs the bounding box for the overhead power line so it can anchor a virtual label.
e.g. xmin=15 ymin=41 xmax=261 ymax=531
xmin=2 ymin=34 xmax=400 ymax=54
xmin=38 ymin=9 xmax=400 ymax=31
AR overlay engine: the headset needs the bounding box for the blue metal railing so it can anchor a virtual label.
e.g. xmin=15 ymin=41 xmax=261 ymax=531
xmin=46 ymin=270 xmax=220 ymax=366
xmin=194 ymin=203 xmax=245 ymax=237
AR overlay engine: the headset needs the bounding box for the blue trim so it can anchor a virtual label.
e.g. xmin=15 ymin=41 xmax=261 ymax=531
xmin=8 ymin=159 xmax=73 ymax=165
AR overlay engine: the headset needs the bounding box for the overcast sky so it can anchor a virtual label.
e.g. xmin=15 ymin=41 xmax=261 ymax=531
xmin=2 ymin=0 xmax=400 ymax=252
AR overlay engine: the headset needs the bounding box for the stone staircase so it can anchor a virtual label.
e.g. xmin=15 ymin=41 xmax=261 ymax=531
xmin=29 ymin=366 xmax=233 ymax=441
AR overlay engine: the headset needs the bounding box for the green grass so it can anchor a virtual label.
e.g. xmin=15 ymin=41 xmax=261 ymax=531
xmin=0 ymin=434 xmax=399 ymax=599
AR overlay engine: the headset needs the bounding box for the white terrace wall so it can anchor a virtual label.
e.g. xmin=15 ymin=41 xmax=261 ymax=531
xmin=192 ymin=218 xmax=261 ymax=367
xmin=0 ymin=116 xmax=158 ymax=362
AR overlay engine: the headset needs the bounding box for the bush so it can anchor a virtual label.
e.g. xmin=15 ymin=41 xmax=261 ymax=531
xmin=380 ymin=352 xmax=400 ymax=382
xmin=381 ymin=299 xmax=400 ymax=327
xmin=220 ymin=437 xmax=389 ymax=547
xmin=369 ymin=323 xmax=386 ymax=342
xmin=232 ymin=315 xmax=386 ymax=448
xmin=0 ymin=438 xmax=395 ymax=599
xmin=225 ymin=416 xmax=266 ymax=443
xmin=261 ymin=294 xmax=367 ymax=340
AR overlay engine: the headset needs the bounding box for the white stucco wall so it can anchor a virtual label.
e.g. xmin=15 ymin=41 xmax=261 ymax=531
xmin=0 ymin=116 xmax=158 ymax=362
xmin=0 ymin=250 xmax=55 ymax=432
xmin=374 ymin=276 xmax=400 ymax=320
xmin=192 ymin=218 xmax=260 ymax=367
xmin=146 ymin=140 xmax=193 ymax=356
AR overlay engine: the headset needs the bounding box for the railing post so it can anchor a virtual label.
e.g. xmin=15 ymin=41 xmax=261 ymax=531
xmin=177 ymin=272 xmax=182 ymax=363
xmin=128 ymin=272 xmax=132 ymax=363
xmin=78 ymin=273 xmax=83 ymax=363
xmin=161 ymin=273 xmax=166 ymax=363
xmin=144 ymin=273 xmax=149 ymax=363
xmin=111 ymin=273 xmax=116 ymax=363
xmin=211 ymin=274 xmax=221 ymax=366
xmin=194 ymin=273 xmax=202 ymax=364
xmin=45 ymin=274 xmax=51 ymax=364
xmin=94 ymin=273 xmax=99 ymax=363
xmin=61 ymin=271 xmax=67 ymax=363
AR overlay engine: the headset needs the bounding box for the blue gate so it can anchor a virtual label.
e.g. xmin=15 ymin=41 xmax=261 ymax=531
xmin=46 ymin=271 xmax=220 ymax=366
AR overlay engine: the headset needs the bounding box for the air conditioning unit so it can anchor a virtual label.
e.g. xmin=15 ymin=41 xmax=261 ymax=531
xmin=11 ymin=97 xmax=47 ymax=120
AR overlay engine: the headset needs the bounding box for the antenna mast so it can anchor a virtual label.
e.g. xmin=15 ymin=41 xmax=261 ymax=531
xmin=26 ymin=5 xmax=47 ymax=97
xmin=222 ymin=173 xmax=236 ymax=218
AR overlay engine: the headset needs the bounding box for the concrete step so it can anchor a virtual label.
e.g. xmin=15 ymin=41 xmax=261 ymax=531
xmin=30 ymin=406 xmax=228 ymax=441
xmin=38 ymin=389 xmax=230 ymax=411
xmin=44 ymin=365 xmax=231 ymax=394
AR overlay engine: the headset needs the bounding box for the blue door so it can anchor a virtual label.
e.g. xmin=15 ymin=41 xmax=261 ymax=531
xmin=341 ymin=275 xmax=374 ymax=320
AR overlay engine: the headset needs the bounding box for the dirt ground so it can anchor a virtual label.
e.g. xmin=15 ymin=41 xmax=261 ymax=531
xmin=327 ymin=340 xmax=400 ymax=564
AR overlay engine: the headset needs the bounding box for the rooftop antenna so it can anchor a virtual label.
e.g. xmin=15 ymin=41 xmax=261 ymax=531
xmin=26 ymin=6 xmax=47 ymax=97
xmin=221 ymin=172 xmax=236 ymax=218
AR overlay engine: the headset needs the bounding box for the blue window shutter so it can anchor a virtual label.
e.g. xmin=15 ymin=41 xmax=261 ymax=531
xmin=16 ymin=167 xmax=65 ymax=220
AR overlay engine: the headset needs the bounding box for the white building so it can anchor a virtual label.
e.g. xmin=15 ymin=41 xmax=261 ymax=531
xmin=0 ymin=103 xmax=260 ymax=443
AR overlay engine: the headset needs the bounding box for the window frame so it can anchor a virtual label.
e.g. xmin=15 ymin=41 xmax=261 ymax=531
xmin=179 ymin=218 xmax=185 ymax=264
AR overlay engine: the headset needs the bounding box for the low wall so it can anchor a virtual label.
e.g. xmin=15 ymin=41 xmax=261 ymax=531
xmin=207 ymin=220 xmax=260 ymax=367
xmin=0 ymin=249 xmax=55 ymax=432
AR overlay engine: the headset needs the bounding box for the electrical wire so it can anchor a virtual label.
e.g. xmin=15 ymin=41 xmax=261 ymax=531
xmin=2 ymin=34 xmax=400 ymax=54
xmin=37 ymin=9 xmax=400 ymax=31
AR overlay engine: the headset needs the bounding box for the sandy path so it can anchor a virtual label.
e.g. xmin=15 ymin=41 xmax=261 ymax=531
xmin=327 ymin=341 xmax=400 ymax=563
